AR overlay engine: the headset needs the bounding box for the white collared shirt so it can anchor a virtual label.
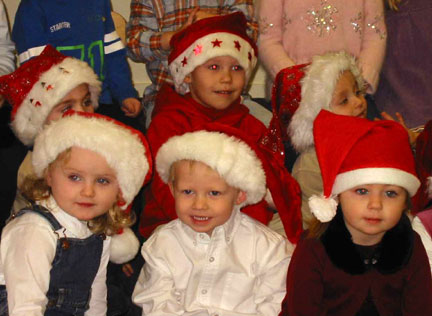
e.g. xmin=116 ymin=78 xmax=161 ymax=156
xmin=0 ymin=196 xmax=110 ymax=316
xmin=133 ymin=207 xmax=293 ymax=316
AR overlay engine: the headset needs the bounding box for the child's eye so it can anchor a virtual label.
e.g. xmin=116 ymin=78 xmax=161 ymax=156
xmin=340 ymin=98 xmax=348 ymax=105
xmin=385 ymin=190 xmax=398 ymax=198
xmin=355 ymin=188 xmax=368 ymax=195
xmin=61 ymin=105 xmax=73 ymax=113
xmin=209 ymin=191 xmax=221 ymax=197
xmin=97 ymin=178 xmax=110 ymax=185
xmin=83 ymin=98 xmax=93 ymax=107
xmin=232 ymin=65 xmax=243 ymax=71
xmin=182 ymin=189 xmax=193 ymax=195
xmin=208 ymin=64 xmax=219 ymax=70
xmin=355 ymin=89 xmax=364 ymax=97
xmin=68 ymin=174 xmax=81 ymax=181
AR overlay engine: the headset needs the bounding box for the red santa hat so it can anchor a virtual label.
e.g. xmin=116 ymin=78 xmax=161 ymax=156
xmin=156 ymin=123 xmax=303 ymax=243
xmin=32 ymin=111 xmax=152 ymax=210
xmin=288 ymin=51 xmax=364 ymax=153
xmin=168 ymin=12 xmax=258 ymax=95
xmin=309 ymin=110 xmax=420 ymax=222
xmin=0 ymin=45 xmax=101 ymax=146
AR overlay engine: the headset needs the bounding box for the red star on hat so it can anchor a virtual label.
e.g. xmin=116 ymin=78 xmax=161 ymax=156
xmin=234 ymin=40 xmax=241 ymax=51
xmin=181 ymin=56 xmax=188 ymax=66
xmin=212 ymin=39 xmax=222 ymax=47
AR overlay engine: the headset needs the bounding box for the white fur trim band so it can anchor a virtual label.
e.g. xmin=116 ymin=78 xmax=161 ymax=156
xmin=32 ymin=114 xmax=149 ymax=209
xmin=332 ymin=168 xmax=421 ymax=197
xmin=156 ymin=131 xmax=266 ymax=206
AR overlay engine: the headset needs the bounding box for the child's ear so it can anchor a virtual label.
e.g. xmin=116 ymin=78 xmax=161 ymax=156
xmin=45 ymin=168 xmax=53 ymax=187
xmin=235 ymin=190 xmax=247 ymax=205
xmin=183 ymin=74 xmax=192 ymax=84
xmin=168 ymin=181 xmax=175 ymax=196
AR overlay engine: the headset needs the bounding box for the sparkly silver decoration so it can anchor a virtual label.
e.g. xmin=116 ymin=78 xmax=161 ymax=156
xmin=350 ymin=12 xmax=363 ymax=35
xmin=304 ymin=0 xmax=338 ymax=37
xmin=282 ymin=13 xmax=292 ymax=32
xmin=367 ymin=14 xmax=386 ymax=40
xmin=258 ymin=17 xmax=274 ymax=35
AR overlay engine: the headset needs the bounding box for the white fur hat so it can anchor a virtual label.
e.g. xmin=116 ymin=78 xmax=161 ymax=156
xmin=168 ymin=12 xmax=257 ymax=95
xmin=156 ymin=127 xmax=266 ymax=206
xmin=288 ymin=51 xmax=364 ymax=153
xmin=0 ymin=45 xmax=101 ymax=146
xmin=32 ymin=111 xmax=152 ymax=209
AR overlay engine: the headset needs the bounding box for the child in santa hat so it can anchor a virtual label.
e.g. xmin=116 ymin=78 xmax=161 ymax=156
xmin=133 ymin=123 xmax=293 ymax=316
xmin=0 ymin=111 xmax=152 ymax=315
xmin=0 ymin=45 xmax=101 ymax=216
xmin=411 ymin=120 xmax=432 ymax=273
xmin=282 ymin=110 xmax=432 ymax=316
xmin=140 ymin=12 xmax=301 ymax=240
xmin=284 ymin=51 xmax=367 ymax=227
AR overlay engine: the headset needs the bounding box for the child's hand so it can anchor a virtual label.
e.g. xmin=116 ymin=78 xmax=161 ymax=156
xmin=162 ymin=7 xmax=200 ymax=50
xmin=121 ymin=97 xmax=142 ymax=117
xmin=377 ymin=111 xmax=419 ymax=146
xmin=122 ymin=263 xmax=135 ymax=277
xmin=194 ymin=10 xmax=219 ymax=21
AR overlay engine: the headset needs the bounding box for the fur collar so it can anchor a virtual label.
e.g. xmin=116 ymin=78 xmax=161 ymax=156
xmin=321 ymin=210 xmax=414 ymax=275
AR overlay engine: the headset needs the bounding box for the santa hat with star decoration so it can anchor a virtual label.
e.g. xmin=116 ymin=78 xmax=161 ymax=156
xmin=309 ymin=110 xmax=420 ymax=222
xmin=168 ymin=12 xmax=258 ymax=95
xmin=32 ymin=111 xmax=153 ymax=263
xmin=0 ymin=45 xmax=101 ymax=146
xmin=288 ymin=51 xmax=364 ymax=153
xmin=156 ymin=123 xmax=303 ymax=243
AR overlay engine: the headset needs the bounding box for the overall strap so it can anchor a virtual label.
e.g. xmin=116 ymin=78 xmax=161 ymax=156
xmin=15 ymin=204 xmax=63 ymax=231
xmin=417 ymin=209 xmax=432 ymax=238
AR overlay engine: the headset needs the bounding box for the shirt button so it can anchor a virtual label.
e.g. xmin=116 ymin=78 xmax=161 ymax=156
xmin=209 ymin=257 xmax=215 ymax=262
xmin=199 ymin=234 xmax=205 ymax=239
xmin=202 ymin=289 xmax=207 ymax=294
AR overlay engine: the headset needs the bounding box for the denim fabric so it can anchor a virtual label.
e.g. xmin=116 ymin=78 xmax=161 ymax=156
xmin=0 ymin=285 xmax=8 ymax=316
xmin=12 ymin=205 xmax=104 ymax=316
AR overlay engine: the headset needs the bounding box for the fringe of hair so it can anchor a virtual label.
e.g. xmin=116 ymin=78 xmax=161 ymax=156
xmin=387 ymin=0 xmax=402 ymax=11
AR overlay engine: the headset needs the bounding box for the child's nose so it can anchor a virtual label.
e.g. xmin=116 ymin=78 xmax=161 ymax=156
xmin=220 ymin=69 xmax=232 ymax=83
xmin=367 ymin=194 xmax=383 ymax=210
xmin=193 ymin=195 xmax=208 ymax=210
xmin=81 ymin=182 xmax=95 ymax=197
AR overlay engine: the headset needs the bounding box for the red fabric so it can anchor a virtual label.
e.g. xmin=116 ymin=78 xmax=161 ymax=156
xmin=412 ymin=120 xmax=432 ymax=214
xmin=140 ymin=84 xmax=270 ymax=238
xmin=281 ymin=233 xmax=432 ymax=316
xmin=0 ymin=45 xmax=67 ymax=120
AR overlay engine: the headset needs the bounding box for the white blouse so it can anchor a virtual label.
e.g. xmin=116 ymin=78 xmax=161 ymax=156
xmin=412 ymin=216 xmax=432 ymax=274
xmin=0 ymin=196 xmax=110 ymax=316
xmin=133 ymin=208 xmax=293 ymax=316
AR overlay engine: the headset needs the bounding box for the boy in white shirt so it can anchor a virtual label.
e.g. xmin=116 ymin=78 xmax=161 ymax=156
xmin=133 ymin=124 xmax=293 ymax=316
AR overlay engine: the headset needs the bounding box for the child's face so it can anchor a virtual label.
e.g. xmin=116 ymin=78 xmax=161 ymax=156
xmin=46 ymin=146 xmax=120 ymax=221
xmin=339 ymin=184 xmax=407 ymax=246
xmin=169 ymin=160 xmax=246 ymax=236
xmin=184 ymin=56 xmax=246 ymax=110
xmin=330 ymin=71 xmax=367 ymax=118
xmin=45 ymin=83 xmax=94 ymax=124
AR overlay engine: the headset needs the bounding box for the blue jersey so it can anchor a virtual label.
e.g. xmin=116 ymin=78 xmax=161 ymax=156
xmin=12 ymin=0 xmax=137 ymax=105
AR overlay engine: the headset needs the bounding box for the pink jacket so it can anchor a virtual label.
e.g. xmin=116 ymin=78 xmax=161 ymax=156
xmin=258 ymin=0 xmax=386 ymax=92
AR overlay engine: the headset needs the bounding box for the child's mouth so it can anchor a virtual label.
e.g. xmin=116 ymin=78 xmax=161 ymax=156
xmin=192 ymin=216 xmax=209 ymax=221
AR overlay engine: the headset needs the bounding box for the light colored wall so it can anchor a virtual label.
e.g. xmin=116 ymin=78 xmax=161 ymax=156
xmin=4 ymin=0 xmax=268 ymax=98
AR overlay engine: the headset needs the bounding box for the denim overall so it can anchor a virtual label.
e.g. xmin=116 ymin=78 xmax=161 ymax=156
xmin=0 ymin=205 xmax=104 ymax=316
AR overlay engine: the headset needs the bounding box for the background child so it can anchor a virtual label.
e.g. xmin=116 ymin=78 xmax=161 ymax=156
xmin=257 ymin=0 xmax=386 ymax=99
xmin=12 ymin=0 xmax=141 ymax=126
xmin=0 ymin=45 xmax=101 ymax=225
xmin=141 ymin=12 xmax=302 ymax=241
xmin=375 ymin=0 xmax=432 ymax=129
xmin=286 ymin=51 xmax=367 ymax=227
xmin=0 ymin=111 xmax=152 ymax=315
xmin=133 ymin=124 xmax=292 ymax=316
xmin=126 ymin=0 xmax=258 ymax=124
xmin=282 ymin=110 xmax=432 ymax=315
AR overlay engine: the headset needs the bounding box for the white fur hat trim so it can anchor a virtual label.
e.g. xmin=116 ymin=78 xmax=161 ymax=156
xmin=169 ymin=32 xmax=257 ymax=95
xmin=308 ymin=194 xmax=338 ymax=222
xmin=156 ymin=130 xmax=266 ymax=206
xmin=32 ymin=114 xmax=149 ymax=209
xmin=332 ymin=168 xmax=420 ymax=197
xmin=12 ymin=57 xmax=101 ymax=146
xmin=109 ymin=227 xmax=140 ymax=264
xmin=289 ymin=51 xmax=364 ymax=153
